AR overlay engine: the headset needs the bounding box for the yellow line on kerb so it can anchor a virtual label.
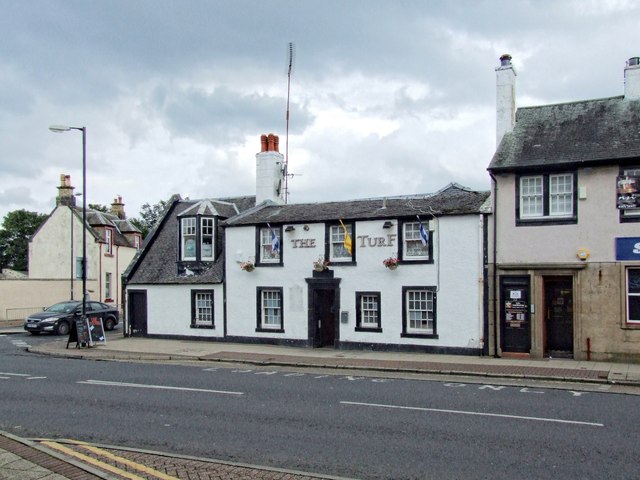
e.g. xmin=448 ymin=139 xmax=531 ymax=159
xmin=41 ymin=440 xmax=179 ymax=480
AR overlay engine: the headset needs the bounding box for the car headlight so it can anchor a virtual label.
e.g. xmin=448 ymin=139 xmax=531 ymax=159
xmin=40 ymin=317 xmax=62 ymax=324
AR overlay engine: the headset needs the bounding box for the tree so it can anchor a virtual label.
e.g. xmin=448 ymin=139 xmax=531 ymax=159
xmin=88 ymin=203 xmax=109 ymax=213
xmin=131 ymin=200 xmax=168 ymax=238
xmin=0 ymin=210 xmax=48 ymax=271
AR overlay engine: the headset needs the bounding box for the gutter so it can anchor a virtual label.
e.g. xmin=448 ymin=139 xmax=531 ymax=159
xmin=489 ymin=172 xmax=499 ymax=358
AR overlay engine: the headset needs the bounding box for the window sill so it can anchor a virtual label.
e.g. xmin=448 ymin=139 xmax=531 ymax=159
xmin=399 ymin=259 xmax=433 ymax=265
xmin=256 ymin=262 xmax=283 ymax=267
xmin=401 ymin=332 xmax=439 ymax=339
xmin=516 ymin=216 xmax=577 ymax=227
xmin=355 ymin=326 xmax=382 ymax=333
xmin=622 ymin=323 xmax=640 ymax=330
xmin=255 ymin=327 xmax=284 ymax=333
xmin=190 ymin=324 xmax=215 ymax=329
xmin=329 ymin=261 xmax=357 ymax=266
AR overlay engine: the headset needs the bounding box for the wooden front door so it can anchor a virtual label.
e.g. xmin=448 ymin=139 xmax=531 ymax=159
xmin=127 ymin=290 xmax=147 ymax=336
xmin=312 ymin=288 xmax=337 ymax=348
xmin=545 ymin=277 xmax=574 ymax=357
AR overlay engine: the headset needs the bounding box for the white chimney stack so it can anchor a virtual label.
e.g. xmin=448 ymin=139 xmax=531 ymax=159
xmin=624 ymin=57 xmax=640 ymax=100
xmin=255 ymin=133 xmax=285 ymax=205
xmin=496 ymin=54 xmax=516 ymax=147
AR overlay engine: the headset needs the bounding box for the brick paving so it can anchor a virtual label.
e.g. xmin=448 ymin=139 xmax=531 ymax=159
xmin=201 ymin=351 xmax=610 ymax=382
xmin=48 ymin=442 xmax=334 ymax=480
xmin=0 ymin=434 xmax=104 ymax=480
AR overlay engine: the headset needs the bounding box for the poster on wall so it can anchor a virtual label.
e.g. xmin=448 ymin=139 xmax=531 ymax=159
xmin=616 ymin=176 xmax=640 ymax=209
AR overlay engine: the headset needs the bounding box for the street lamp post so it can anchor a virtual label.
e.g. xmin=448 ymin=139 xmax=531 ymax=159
xmin=49 ymin=125 xmax=87 ymax=322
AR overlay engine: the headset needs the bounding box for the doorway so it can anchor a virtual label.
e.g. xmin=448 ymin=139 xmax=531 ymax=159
xmin=500 ymin=276 xmax=531 ymax=354
xmin=544 ymin=277 xmax=574 ymax=358
xmin=312 ymin=289 xmax=337 ymax=347
xmin=127 ymin=290 xmax=147 ymax=336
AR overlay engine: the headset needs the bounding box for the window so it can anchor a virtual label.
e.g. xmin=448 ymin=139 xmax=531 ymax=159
xmin=191 ymin=290 xmax=214 ymax=328
xmin=201 ymin=218 xmax=214 ymax=260
xmin=257 ymin=226 xmax=281 ymax=264
xmin=517 ymin=173 xmax=577 ymax=224
xmin=400 ymin=221 xmax=431 ymax=261
xmin=134 ymin=234 xmax=141 ymax=250
xmin=328 ymin=223 xmax=354 ymax=263
xmin=105 ymin=228 xmax=113 ymax=255
xmin=76 ymin=256 xmax=85 ymax=279
xmin=105 ymin=272 xmax=112 ymax=299
xmin=181 ymin=218 xmax=196 ymax=260
xmin=257 ymin=287 xmax=283 ymax=332
xmin=402 ymin=287 xmax=437 ymax=338
xmin=356 ymin=292 xmax=382 ymax=332
xmin=626 ymin=269 xmax=640 ymax=324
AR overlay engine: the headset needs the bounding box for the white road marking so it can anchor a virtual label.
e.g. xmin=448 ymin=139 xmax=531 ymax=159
xmin=340 ymin=401 xmax=604 ymax=427
xmin=0 ymin=372 xmax=31 ymax=377
xmin=78 ymin=379 xmax=244 ymax=396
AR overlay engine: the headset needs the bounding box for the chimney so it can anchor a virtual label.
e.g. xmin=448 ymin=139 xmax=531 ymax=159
xmin=110 ymin=195 xmax=126 ymax=219
xmin=56 ymin=174 xmax=76 ymax=207
xmin=256 ymin=133 xmax=285 ymax=205
xmin=624 ymin=57 xmax=640 ymax=100
xmin=496 ymin=54 xmax=517 ymax=147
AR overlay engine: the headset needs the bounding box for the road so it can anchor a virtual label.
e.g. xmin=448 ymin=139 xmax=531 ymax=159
xmin=1 ymin=331 xmax=640 ymax=479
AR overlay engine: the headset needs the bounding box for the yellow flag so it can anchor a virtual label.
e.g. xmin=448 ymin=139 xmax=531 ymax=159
xmin=339 ymin=219 xmax=352 ymax=255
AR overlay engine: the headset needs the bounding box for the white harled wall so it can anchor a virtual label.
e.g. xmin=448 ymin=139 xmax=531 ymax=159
xmin=225 ymin=215 xmax=485 ymax=349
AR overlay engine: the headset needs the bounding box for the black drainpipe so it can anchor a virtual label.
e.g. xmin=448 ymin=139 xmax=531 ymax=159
xmin=489 ymin=172 xmax=499 ymax=357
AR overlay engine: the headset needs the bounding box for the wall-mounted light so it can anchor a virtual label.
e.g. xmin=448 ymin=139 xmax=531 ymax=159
xmin=383 ymin=221 xmax=393 ymax=229
xmin=303 ymin=224 xmax=309 ymax=231
xmin=285 ymin=225 xmax=295 ymax=232
xmin=577 ymin=248 xmax=590 ymax=261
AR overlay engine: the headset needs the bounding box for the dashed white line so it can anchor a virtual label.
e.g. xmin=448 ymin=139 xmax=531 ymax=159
xmin=78 ymin=379 xmax=244 ymax=396
xmin=340 ymin=401 xmax=604 ymax=427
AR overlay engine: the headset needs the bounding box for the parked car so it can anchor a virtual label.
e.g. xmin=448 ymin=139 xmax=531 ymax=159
xmin=24 ymin=301 xmax=119 ymax=335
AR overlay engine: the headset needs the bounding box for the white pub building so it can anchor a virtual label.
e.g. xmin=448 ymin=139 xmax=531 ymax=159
xmin=125 ymin=134 xmax=491 ymax=355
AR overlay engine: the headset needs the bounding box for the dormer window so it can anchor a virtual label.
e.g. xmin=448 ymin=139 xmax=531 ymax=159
xmin=181 ymin=218 xmax=197 ymax=261
xmin=201 ymin=218 xmax=214 ymax=260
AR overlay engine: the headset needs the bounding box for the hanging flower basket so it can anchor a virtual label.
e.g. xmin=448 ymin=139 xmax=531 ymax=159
xmin=383 ymin=257 xmax=399 ymax=270
xmin=240 ymin=261 xmax=255 ymax=272
xmin=313 ymin=257 xmax=330 ymax=272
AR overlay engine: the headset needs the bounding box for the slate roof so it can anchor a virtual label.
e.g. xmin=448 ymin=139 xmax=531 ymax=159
xmin=223 ymin=183 xmax=491 ymax=226
xmin=75 ymin=207 xmax=141 ymax=248
xmin=126 ymin=195 xmax=255 ymax=285
xmin=489 ymin=96 xmax=640 ymax=172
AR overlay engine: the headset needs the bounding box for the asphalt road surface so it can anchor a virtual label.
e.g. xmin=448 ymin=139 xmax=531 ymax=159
xmin=1 ymin=332 xmax=639 ymax=479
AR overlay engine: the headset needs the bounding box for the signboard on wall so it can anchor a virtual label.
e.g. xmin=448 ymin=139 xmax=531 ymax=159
xmin=616 ymin=176 xmax=640 ymax=209
xmin=615 ymin=237 xmax=640 ymax=261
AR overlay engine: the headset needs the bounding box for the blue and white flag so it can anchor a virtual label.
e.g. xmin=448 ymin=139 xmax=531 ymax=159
xmin=418 ymin=217 xmax=429 ymax=247
xmin=270 ymin=226 xmax=280 ymax=252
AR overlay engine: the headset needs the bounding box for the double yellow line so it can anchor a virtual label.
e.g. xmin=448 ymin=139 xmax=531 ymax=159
xmin=41 ymin=439 xmax=178 ymax=480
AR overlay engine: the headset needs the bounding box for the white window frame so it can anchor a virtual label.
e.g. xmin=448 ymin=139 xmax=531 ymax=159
xmin=626 ymin=268 xmax=640 ymax=324
xmin=105 ymin=228 xmax=113 ymax=255
xmin=192 ymin=290 xmax=214 ymax=328
xmin=330 ymin=224 xmax=352 ymax=262
xmin=259 ymin=288 xmax=282 ymax=330
xmin=105 ymin=272 xmax=112 ymax=299
xmin=404 ymin=288 xmax=435 ymax=335
xmin=201 ymin=217 xmax=214 ymax=261
xmin=519 ymin=176 xmax=544 ymax=218
xmin=259 ymin=227 xmax=280 ymax=264
xmin=134 ymin=235 xmax=141 ymax=250
xmin=181 ymin=218 xmax=197 ymax=261
xmin=402 ymin=222 xmax=429 ymax=260
xmin=356 ymin=292 xmax=381 ymax=330
xmin=550 ymin=174 xmax=573 ymax=216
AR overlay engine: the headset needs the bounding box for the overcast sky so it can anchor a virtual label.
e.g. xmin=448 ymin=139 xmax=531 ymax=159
xmin=1 ymin=0 xmax=639 ymax=222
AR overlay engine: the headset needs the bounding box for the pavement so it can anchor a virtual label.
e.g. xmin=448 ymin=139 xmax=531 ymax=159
xmin=2 ymin=323 xmax=640 ymax=479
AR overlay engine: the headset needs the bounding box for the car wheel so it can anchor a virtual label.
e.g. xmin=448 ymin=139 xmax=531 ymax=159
xmin=104 ymin=316 xmax=116 ymax=331
xmin=56 ymin=321 xmax=70 ymax=336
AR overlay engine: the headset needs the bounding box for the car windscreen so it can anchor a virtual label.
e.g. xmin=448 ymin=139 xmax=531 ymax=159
xmin=46 ymin=302 xmax=77 ymax=313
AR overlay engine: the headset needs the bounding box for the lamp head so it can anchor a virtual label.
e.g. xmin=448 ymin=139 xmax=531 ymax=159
xmin=49 ymin=125 xmax=72 ymax=133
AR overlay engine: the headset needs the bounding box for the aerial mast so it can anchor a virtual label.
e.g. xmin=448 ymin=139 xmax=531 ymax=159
xmin=284 ymin=42 xmax=295 ymax=203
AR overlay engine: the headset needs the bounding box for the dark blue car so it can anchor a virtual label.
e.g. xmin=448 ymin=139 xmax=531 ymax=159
xmin=24 ymin=301 xmax=119 ymax=335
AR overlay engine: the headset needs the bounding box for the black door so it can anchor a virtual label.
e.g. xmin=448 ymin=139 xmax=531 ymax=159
xmin=545 ymin=277 xmax=573 ymax=357
xmin=500 ymin=276 xmax=531 ymax=353
xmin=312 ymin=289 xmax=336 ymax=348
xmin=127 ymin=290 xmax=147 ymax=336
